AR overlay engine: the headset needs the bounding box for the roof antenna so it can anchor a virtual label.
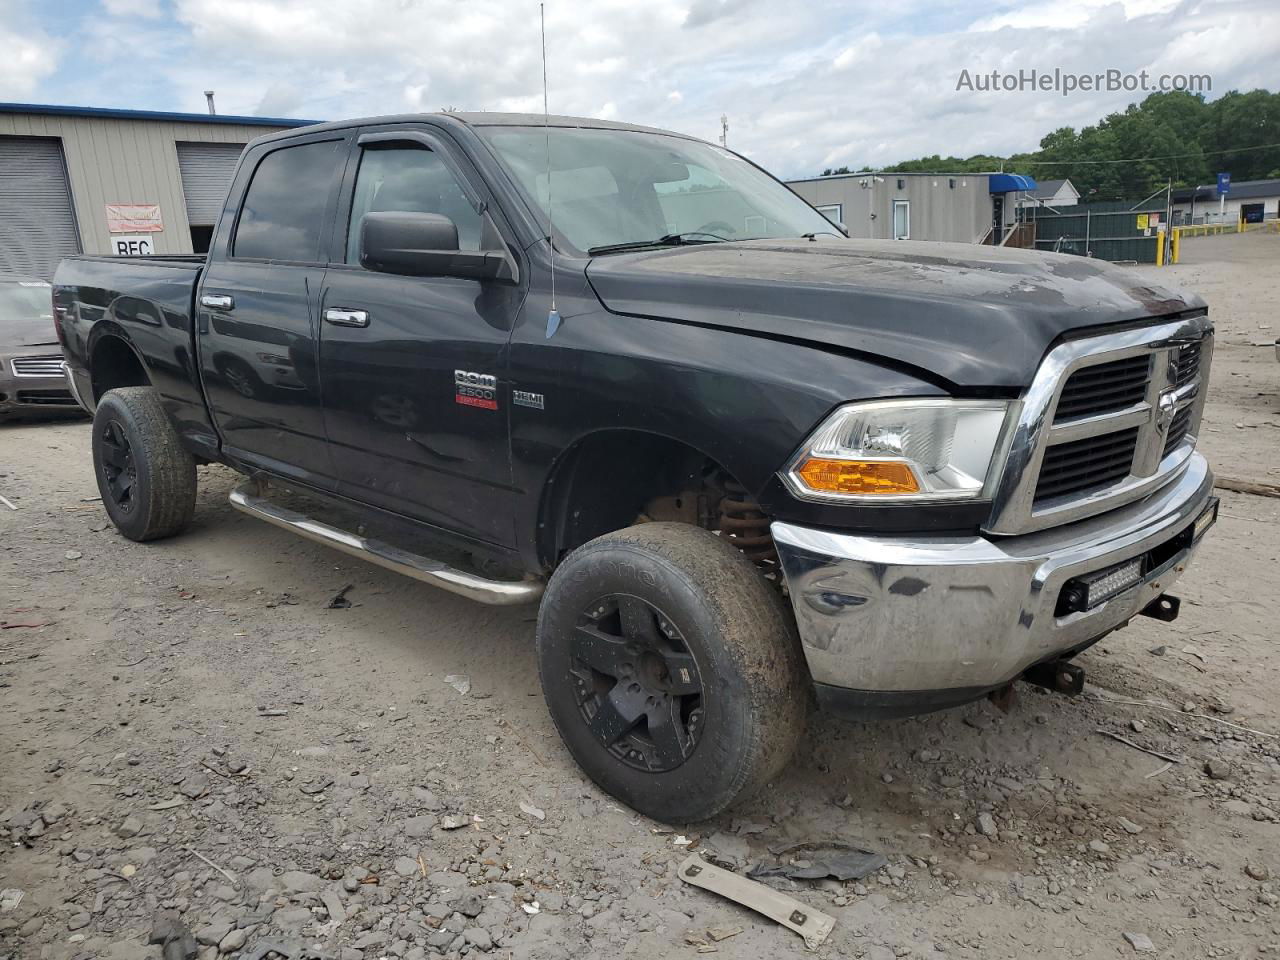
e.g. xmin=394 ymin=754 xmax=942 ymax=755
xmin=541 ymin=2 xmax=561 ymax=339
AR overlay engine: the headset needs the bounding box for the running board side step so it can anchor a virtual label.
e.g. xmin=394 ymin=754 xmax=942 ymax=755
xmin=229 ymin=481 xmax=543 ymax=606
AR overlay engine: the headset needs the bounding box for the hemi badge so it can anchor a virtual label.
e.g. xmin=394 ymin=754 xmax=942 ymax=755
xmin=513 ymin=389 xmax=545 ymax=410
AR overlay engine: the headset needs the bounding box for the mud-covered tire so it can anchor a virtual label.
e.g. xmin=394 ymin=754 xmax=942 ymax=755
xmin=91 ymin=386 xmax=196 ymax=542
xmin=536 ymin=522 xmax=808 ymax=822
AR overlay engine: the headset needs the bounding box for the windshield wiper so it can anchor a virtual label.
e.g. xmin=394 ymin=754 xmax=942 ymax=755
xmin=587 ymin=232 xmax=730 ymax=256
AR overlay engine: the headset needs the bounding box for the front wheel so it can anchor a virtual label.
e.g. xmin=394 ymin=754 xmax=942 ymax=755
xmin=536 ymin=522 xmax=807 ymax=822
xmin=91 ymin=386 xmax=197 ymax=542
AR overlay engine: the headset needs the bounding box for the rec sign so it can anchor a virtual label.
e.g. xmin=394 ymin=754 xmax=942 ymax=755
xmin=110 ymin=235 xmax=156 ymax=256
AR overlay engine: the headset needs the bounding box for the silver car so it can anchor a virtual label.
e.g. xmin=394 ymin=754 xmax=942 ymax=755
xmin=0 ymin=274 xmax=83 ymax=421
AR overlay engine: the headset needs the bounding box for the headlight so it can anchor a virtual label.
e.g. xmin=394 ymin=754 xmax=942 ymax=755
xmin=783 ymin=398 xmax=1012 ymax=502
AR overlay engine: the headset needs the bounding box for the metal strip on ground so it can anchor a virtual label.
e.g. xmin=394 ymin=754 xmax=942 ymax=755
xmin=677 ymin=854 xmax=835 ymax=950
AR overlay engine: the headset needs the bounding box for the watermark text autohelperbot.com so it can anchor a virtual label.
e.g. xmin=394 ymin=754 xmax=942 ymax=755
xmin=956 ymin=68 xmax=1212 ymax=96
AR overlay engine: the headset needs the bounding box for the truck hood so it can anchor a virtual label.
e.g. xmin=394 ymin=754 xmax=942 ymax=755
xmin=3 ymin=320 xmax=60 ymax=349
xmin=584 ymin=238 xmax=1205 ymax=389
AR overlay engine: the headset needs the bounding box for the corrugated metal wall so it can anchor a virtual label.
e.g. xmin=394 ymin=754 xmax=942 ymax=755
xmin=1023 ymin=200 xmax=1166 ymax=263
xmin=0 ymin=137 xmax=80 ymax=279
xmin=176 ymin=142 xmax=247 ymax=226
xmin=0 ymin=112 xmax=292 ymax=257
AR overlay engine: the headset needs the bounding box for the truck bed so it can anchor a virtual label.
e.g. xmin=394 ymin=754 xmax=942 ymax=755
xmin=53 ymin=254 xmax=219 ymax=457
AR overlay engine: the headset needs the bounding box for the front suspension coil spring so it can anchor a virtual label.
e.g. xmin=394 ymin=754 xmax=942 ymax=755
xmin=718 ymin=480 xmax=778 ymax=565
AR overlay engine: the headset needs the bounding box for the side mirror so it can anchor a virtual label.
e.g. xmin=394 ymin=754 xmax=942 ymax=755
xmin=360 ymin=211 xmax=514 ymax=282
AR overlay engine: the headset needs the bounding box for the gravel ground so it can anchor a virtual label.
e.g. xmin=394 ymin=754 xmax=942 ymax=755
xmin=2 ymin=231 xmax=1278 ymax=960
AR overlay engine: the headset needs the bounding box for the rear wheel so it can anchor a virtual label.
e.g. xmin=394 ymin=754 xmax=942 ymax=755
xmin=91 ymin=386 xmax=196 ymax=542
xmin=536 ymin=522 xmax=807 ymax=822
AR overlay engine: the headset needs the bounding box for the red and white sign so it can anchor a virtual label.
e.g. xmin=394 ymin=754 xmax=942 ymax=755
xmin=106 ymin=203 xmax=164 ymax=233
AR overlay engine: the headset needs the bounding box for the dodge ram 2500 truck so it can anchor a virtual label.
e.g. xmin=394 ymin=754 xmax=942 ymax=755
xmin=54 ymin=113 xmax=1217 ymax=821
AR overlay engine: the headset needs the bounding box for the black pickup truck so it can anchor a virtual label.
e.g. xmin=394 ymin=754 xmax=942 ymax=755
xmin=54 ymin=113 xmax=1217 ymax=821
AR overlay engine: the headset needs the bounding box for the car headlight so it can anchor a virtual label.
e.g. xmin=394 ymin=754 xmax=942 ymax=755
xmin=783 ymin=398 xmax=1013 ymax=502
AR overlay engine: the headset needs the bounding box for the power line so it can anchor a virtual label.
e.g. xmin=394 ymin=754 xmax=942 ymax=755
xmin=1016 ymin=141 xmax=1280 ymax=165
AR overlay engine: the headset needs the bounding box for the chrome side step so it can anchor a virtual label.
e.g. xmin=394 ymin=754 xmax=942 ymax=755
xmin=229 ymin=481 xmax=543 ymax=606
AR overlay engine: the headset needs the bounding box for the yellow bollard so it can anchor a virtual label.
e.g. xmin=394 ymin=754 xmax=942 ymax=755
xmin=1172 ymin=227 xmax=1181 ymax=264
xmin=1156 ymin=229 xmax=1165 ymax=266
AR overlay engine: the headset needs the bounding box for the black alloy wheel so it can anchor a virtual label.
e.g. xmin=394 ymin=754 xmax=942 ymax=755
xmin=99 ymin=419 xmax=137 ymax=513
xmin=571 ymin=594 xmax=704 ymax=773
xmin=536 ymin=522 xmax=808 ymax=821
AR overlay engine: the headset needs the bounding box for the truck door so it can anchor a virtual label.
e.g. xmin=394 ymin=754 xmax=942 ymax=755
xmin=317 ymin=125 xmax=522 ymax=547
xmin=197 ymin=132 xmax=350 ymax=488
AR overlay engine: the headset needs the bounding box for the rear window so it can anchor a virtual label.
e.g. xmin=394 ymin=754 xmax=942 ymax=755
xmin=234 ymin=140 xmax=344 ymax=262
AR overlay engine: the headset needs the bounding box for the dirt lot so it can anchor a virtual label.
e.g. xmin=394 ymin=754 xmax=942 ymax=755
xmin=2 ymin=231 xmax=1278 ymax=960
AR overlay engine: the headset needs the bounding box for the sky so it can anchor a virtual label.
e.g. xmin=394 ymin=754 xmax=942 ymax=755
xmin=3 ymin=0 xmax=1277 ymax=179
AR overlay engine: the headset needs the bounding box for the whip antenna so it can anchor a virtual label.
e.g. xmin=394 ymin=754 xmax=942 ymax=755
xmin=541 ymin=2 xmax=561 ymax=337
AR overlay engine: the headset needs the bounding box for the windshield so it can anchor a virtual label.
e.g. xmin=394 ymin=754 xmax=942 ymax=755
xmin=0 ymin=281 xmax=58 ymax=347
xmin=478 ymin=126 xmax=839 ymax=255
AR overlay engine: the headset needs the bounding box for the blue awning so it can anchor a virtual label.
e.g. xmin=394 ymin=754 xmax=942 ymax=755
xmin=989 ymin=173 xmax=1037 ymax=193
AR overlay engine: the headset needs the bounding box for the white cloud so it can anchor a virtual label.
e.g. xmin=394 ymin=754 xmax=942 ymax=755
xmin=968 ymin=0 xmax=1180 ymax=32
xmin=23 ymin=0 xmax=1279 ymax=180
xmin=833 ymin=33 xmax=882 ymax=70
xmin=0 ymin=0 xmax=61 ymax=99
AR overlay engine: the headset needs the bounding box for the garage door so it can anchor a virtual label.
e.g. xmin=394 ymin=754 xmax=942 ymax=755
xmin=0 ymin=137 xmax=81 ymax=280
xmin=177 ymin=142 xmax=246 ymax=226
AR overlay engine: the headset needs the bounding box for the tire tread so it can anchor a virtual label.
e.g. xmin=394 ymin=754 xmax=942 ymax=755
xmin=538 ymin=522 xmax=808 ymax=821
xmin=93 ymin=386 xmax=196 ymax=541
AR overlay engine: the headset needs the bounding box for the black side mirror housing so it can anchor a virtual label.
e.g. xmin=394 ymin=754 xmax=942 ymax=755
xmin=360 ymin=211 xmax=515 ymax=282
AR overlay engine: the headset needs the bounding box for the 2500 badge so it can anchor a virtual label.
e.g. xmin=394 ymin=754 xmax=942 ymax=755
xmin=454 ymin=370 xmax=498 ymax=410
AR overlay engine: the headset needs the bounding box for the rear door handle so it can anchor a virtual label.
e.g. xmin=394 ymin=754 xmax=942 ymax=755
xmin=200 ymin=293 xmax=234 ymax=311
xmin=325 ymin=308 xmax=370 ymax=328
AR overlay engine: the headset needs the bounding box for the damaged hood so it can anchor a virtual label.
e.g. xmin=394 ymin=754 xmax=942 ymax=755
xmin=585 ymin=238 xmax=1205 ymax=389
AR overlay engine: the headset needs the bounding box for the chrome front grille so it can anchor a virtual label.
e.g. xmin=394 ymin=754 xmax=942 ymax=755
xmin=11 ymin=355 xmax=65 ymax=378
xmin=1035 ymin=426 xmax=1140 ymax=504
xmin=987 ymin=313 xmax=1213 ymax=535
xmin=1172 ymin=339 xmax=1202 ymax=386
xmin=1162 ymin=405 xmax=1194 ymax=457
xmin=1054 ymin=354 xmax=1151 ymax=420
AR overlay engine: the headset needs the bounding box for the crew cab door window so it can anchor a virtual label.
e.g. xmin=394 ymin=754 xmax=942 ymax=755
xmin=345 ymin=146 xmax=483 ymax=263
xmin=234 ymin=140 xmax=346 ymax=262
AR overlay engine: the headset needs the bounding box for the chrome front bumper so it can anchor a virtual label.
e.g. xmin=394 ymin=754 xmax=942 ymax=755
xmin=773 ymin=453 xmax=1215 ymax=713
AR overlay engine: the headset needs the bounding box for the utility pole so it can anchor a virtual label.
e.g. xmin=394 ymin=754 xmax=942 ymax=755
xmin=204 ymin=91 xmax=217 ymax=115
xmin=719 ymin=114 xmax=728 ymax=147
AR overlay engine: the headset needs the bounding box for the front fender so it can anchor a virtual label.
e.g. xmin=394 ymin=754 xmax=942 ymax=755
xmin=508 ymin=303 xmax=947 ymax=568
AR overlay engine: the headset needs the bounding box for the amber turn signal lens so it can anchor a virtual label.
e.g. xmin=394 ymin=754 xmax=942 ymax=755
xmin=795 ymin=457 xmax=920 ymax=495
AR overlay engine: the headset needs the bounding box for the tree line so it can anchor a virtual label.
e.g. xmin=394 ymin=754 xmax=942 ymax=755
xmin=818 ymin=90 xmax=1280 ymax=200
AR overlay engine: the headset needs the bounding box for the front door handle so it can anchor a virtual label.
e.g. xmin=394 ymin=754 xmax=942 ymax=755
xmin=200 ymin=293 xmax=234 ymax=311
xmin=325 ymin=308 xmax=370 ymax=328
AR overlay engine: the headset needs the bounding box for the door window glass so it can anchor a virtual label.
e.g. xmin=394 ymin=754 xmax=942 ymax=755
xmin=346 ymin=146 xmax=482 ymax=264
xmin=814 ymin=203 xmax=842 ymax=226
xmin=893 ymin=200 xmax=910 ymax=240
xmin=234 ymin=140 xmax=344 ymax=262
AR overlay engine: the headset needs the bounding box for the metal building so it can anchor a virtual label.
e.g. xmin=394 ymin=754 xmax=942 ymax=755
xmin=0 ymin=103 xmax=316 ymax=279
xmin=1171 ymin=178 xmax=1280 ymax=225
xmin=786 ymin=171 xmax=1038 ymax=245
